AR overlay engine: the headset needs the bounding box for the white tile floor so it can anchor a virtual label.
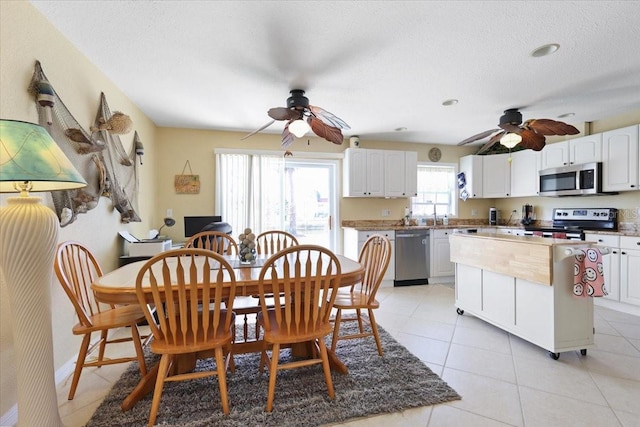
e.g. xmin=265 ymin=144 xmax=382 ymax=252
xmin=55 ymin=283 xmax=640 ymax=427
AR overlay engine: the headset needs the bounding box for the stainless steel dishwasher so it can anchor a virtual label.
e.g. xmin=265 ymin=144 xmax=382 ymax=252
xmin=394 ymin=229 xmax=430 ymax=286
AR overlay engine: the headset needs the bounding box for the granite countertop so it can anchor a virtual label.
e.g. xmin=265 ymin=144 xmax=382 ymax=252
xmin=341 ymin=220 xmax=640 ymax=237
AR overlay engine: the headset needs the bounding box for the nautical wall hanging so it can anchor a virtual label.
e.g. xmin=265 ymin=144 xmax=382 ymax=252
xmin=92 ymin=92 xmax=141 ymax=223
xmin=174 ymin=160 xmax=200 ymax=194
xmin=28 ymin=61 xmax=141 ymax=225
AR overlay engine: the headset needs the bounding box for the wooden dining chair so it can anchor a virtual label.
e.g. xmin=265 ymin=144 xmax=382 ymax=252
xmin=184 ymin=231 xmax=238 ymax=255
xmin=135 ymin=248 xmax=237 ymax=425
xmin=256 ymin=245 xmax=342 ymax=412
xmin=330 ymin=234 xmax=391 ymax=356
xmin=256 ymin=230 xmax=299 ymax=255
xmin=233 ymin=230 xmax=300 ymax=343
xmin=54 ymin=241 xmax=149 ymax=400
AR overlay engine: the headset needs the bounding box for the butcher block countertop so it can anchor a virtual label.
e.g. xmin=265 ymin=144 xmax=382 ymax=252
xmin=449 ymin=233 xmax=578 ymax=285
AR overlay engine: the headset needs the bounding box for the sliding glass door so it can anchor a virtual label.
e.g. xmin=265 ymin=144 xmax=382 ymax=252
xmin=216 ymin=152 xmax=338 ymax=251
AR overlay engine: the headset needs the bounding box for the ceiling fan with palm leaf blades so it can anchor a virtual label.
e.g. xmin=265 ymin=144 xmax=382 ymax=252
xmin=241 ymin=89 xmax=350 ymax=149
xmin=458 ymin=108 xmax=580 ymax=154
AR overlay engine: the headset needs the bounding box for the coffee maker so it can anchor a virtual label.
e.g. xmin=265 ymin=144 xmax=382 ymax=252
xmin=521 ymin=204 xmax=534 ymax=226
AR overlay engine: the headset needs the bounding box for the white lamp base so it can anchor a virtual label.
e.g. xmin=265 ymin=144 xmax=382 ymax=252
xmin=0 ymin=196 xmax=64 ymax=426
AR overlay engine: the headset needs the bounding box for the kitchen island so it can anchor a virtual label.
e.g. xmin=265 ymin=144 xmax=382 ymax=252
xmin=450 ymin=232 xmax=602 ymax=359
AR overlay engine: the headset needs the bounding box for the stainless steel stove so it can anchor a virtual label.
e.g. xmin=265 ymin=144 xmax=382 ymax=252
xmin=524 ymin=208 xmax=618 ymax=240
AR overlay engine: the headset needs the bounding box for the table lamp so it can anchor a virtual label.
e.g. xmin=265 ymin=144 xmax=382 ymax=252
xmin=0 ymin=120 xmax=87 ymax=426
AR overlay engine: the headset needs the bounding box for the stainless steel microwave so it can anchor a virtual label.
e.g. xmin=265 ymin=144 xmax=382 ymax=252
xmin=538 ymin=162 xmax=603 ymax=196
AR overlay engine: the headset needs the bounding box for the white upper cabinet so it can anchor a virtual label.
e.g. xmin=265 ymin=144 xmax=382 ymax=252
xmin=482 ymin=153 xmax=511 ymax=198
xmin=570 ymin=134 xmax=602 ymax=165
xmin=384 ymin=150 xmax=406 ymax=197
xmin=540 ymin=134 xmax=602 ymax=170
xmin=404 ymin=150 xmax=418 ymax=197
xmin=343 ymin=148 xmax=418 ymax=197
xmin=602 ymin=124 xmax=639 ymax=192
xmin=510 ymin=149 xmax=541 ymax=197
xmin=458 ymin=155 xmax=483 ymax=198
xmin=540 ymin=141 xmax=570 ymax=169
xmin=343 ymin=148 xmax=384 ymax=197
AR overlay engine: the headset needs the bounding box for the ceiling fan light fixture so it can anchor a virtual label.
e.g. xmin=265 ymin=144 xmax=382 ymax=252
xmin=289 ymin=119 xmax=310 ymax=137
xmin=531 ymin=43 xmax=560 ymax=58
xmin=500 ymin=132 xmax=522 ymax=148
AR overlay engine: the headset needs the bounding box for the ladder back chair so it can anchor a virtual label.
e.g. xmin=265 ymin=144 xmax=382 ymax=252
xmin=256 ymin=245 xmax=342 ymax=412
xmin=135 ymin=248 xmax=238 ymax=425
xmin=54 ymin=241 xmax=149 ymax=400
xmin=184 ymin=231 xmax=238 ymax=255
xmin=330 ymin=234 xmax=391 ymax=356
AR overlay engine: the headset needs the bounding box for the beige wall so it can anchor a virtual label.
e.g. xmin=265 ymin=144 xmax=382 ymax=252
xmin=0 ymin=1 xmax=157 ymax=416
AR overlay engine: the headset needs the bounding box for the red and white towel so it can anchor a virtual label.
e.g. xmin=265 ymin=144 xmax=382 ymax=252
xmin=573 ymin=248 xmax=607 ymax=297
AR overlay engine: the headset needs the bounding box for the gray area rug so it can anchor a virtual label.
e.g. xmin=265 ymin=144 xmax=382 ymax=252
xmin=88 ymin=321 xmax=461 ymax=426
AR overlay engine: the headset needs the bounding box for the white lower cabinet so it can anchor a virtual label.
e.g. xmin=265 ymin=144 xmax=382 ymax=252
xmin=455 ymin=264 xmax=482 ymax=313
xmin=585 ymin=233 xmax=640 ymax=309
xmin=481 ymin=270 xmax=515 ymax=327
xmin=430 ymin=229 xmax=454 ymax=277
xmin=343 ymin=228 xmax=395 ymax=283
xmin=620 ymin=236 xmax=640 ymax=307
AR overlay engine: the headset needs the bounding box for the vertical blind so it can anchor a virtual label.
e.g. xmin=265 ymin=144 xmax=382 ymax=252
xmin=215 ymin=153 xmax=285 ymax=235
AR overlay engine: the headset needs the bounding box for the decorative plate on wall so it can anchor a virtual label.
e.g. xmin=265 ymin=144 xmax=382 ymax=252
xmin=428 ymin=147 xmax=442 ymax=162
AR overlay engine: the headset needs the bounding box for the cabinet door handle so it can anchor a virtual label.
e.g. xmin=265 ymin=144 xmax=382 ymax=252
xmin=621 ymin=251 xmax=627 ymax=255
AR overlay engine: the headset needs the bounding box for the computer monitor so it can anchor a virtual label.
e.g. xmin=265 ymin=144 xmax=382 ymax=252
xmin=183 ymin=215 xmax=222 ymax=237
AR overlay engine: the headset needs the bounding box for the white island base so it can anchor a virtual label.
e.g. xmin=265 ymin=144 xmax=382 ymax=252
xmin=450 ymin=233 xmax=598 ymax=360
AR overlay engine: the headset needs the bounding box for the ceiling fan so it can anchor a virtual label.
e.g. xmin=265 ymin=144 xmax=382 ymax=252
xmin=458 ymin=108 xmax=580 ymax=154
xmin=241 ymin=89 xmax=350 ymax=148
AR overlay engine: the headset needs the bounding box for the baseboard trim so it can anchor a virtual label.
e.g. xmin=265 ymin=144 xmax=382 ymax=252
xmin=0 ymin=355 xmax=78 ymax=426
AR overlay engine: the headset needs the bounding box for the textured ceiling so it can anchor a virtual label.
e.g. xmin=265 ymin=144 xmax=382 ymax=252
xmin=30 ymin=1 xmax=640 ymax=147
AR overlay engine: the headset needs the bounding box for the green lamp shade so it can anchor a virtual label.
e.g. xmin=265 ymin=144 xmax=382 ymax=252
xmin=0 ymin=120 xmax=87 ymax=193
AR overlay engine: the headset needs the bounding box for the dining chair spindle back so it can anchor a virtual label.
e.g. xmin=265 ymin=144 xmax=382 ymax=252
xmin=255 ymin=230 xmax=299 ymax=255
xmin=184 ymin=231 xmax=238 ymax=255
xmin=135 ymin=248 xmax=237 ymax=425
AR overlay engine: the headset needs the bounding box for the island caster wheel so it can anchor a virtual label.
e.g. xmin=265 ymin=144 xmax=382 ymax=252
xmin=580 ymin=349 xmax=587 ymax=356
xmin=456 ymin=308 xmax=464 ymax=315
xmin=548 ymin=352 xmax=560 ymax=360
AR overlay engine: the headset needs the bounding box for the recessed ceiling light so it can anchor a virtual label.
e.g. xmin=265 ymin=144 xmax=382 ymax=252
xmin=442 ymin=99 xmax=459 ymax=106
xmin=394 ymin=127 xmax=407 ymax=132
xmin=558 ymin=112 xmax=575 ymax=118
xmin=531 ymin=43 xmax=560 ymax=58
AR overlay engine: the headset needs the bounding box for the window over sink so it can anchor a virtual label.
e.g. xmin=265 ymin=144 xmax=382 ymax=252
xmin=410 ymin=163 xmax=457 ymax=218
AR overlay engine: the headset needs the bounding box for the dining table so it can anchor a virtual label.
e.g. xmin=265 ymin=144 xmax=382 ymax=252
xmin=92 ymin=253 xmax=364 ymax=411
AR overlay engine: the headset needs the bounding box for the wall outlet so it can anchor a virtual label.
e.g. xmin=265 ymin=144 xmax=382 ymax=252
xmin=381 ymin=209 xmax=391 ymax=217
xmin=471 ymin=209 xmax=478 ymax=217
xmin=166 ymin=208 xmax=173 ymax=218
